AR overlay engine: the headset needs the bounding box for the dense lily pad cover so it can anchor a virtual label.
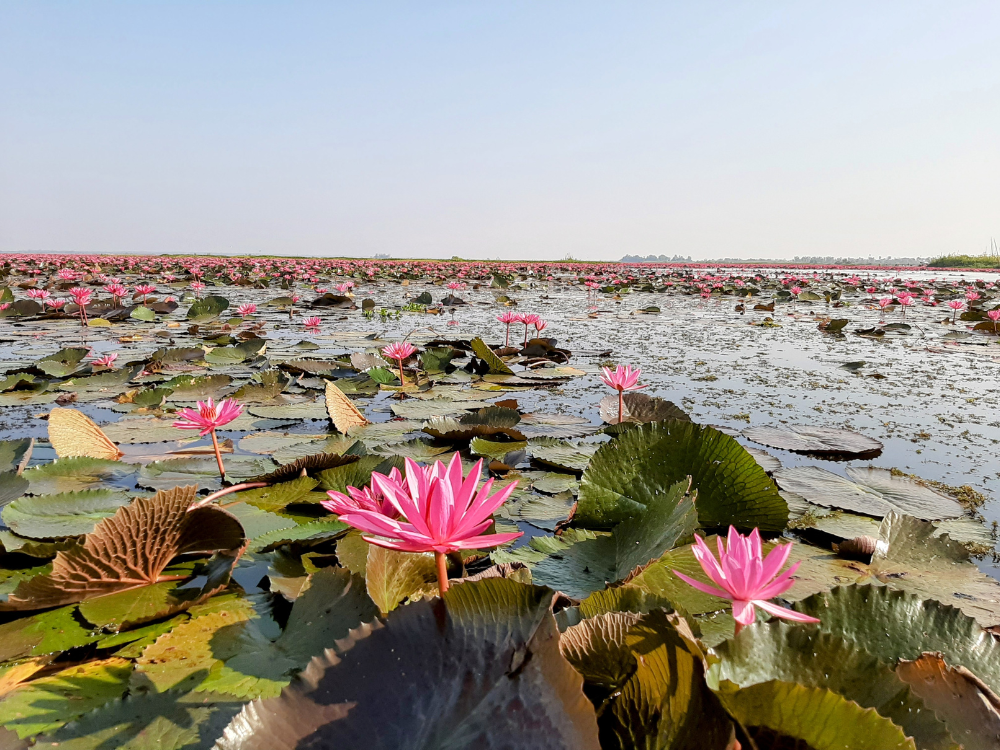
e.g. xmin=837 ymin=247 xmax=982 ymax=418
xmin=0 ymin=253 xmax=996 ymax=748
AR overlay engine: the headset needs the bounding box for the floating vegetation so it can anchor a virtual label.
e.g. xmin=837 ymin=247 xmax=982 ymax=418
xmin=0 ymin=254 xmax=997 ymax=747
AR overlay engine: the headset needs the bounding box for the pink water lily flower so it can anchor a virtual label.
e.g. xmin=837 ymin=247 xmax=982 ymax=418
xmin=988 ymin=309 xmax=1000 ymax=332
xmin=948 ymin=299 xmax=965 ymax=322
xmin=91 ymin=352 xmax=118 ymax=369
xmin=303 ymin=316 xmax=321 ymax=328
xmin=322 ymin=467 xmax=405 ymax=518
xmin=382 ymin=341 xmax=418 ymax=384
xmin=237 ymin=303 xmax=257 ymax=317
xmin=335 ymin=454 xmax=522 ymax=593
xmin=497 ymin=311 xmax=518 ymax=347
xmin=173 ymin=397 xmax=244 ymax=479
xmin=173 ymin=397 xmax=243 ymax=436
xmin=601 ymin=364 xmax=647 ymax=424
xmin=135 ymin=283 xmax=156 ymax=302
xmin=674 ymin=527 xmax=820 ymax=634
xmin=69 ymin=287 xmax=92 ymax=326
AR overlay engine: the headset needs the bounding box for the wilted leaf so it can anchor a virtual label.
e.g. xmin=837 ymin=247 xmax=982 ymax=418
xmin=470 ymin=337 xmax=514 ymax=374
xmin=47 ymin=408 xmax=123 ymax=460
xmin=1 ymin=485 xmax=245 ymax=616
xmin=324 ymin=380 xmax=368 ymax=433
xmin=896 ymin=653 xmax=1000 ymax=750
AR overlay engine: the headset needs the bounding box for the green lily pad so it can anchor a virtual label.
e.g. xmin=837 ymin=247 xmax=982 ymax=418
xmin=372 ymin=438 xmax=453 ymax=461
xmin=137 ymin=456 xmax=276 ymax=492
xmin=578 ymin=421 xmax=788 ymax=531
xmin=494 ymin=479 xmax=698 ymax=598
xmin=213 ymin=579 xmax=600 ymax=750
xmin=791 ymin=584 xmax=1000 ymax=695
xmin=470 ymin=436 xmax=527 ymax=461
xmin=530 ymin=440 xmax=598 ymax=473
xmin=31 ymin=692 xmax=239 ymax=750
xmin=23 ymin=458 xmax=136 ymax=496
xmin=775 ymin=466 xmax=964 ymax=520
xmin=1 ymin=489 xmax=130 ymax=539
xmin=0 ymin=658 xmax=134 ymax=739
xmin=870 ymin=512 xmax=1000 ymax=627
xmin=716 ymin=680 xmax=915 ymax=750
xmin=187 ymin=295 xmax=231 ymax=320
xmin=599 ymin=610 xmax=735 ymax=749
xmin=136 ymin=567 xmax=378 ymax=701
xmin=708 ymin=622 xmax=954 ymax=749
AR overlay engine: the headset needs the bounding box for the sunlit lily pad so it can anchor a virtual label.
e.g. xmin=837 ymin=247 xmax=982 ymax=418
xmin=578 ymin=421 xmax=788 ymax=531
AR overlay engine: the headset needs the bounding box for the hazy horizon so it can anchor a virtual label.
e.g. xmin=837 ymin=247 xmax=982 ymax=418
xmin=2 ymin=2 xmax=999 ymax=261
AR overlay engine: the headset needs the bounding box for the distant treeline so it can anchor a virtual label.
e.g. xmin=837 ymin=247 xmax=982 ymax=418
xmin=620 ymin=254 xmax=931 ymax=266
xmin=927 ymin=254 xmax=1000 ymax=269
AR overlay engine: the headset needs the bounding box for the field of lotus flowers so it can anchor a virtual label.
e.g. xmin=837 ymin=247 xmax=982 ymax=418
xmin=0 ymin=252 xmax=998 ymax=749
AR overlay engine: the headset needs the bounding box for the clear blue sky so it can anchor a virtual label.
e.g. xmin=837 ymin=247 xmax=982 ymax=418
xmin=2 ymin=2 xmax=998 ymax=260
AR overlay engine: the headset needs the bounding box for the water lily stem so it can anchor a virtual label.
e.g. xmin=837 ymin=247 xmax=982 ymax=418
xmin=210 ymin=429 xmax=226 ymax=480
xmin=733 ymin=621 xmax=743 ymax=637
xmin=189 ymin=481 xmax=269 ymax=510
xmin=435 ymin=551 xmax=450 ymax=595
xmin=397 ymin=357 xmax=405 ymax=386
xmin=618 ymin=389 xmax=624 ymax=425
